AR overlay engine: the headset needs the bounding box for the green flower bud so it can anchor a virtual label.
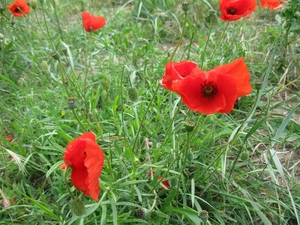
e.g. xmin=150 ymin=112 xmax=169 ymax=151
xmin=199 ymin=210 xmax=209 ymax=222
xmin=187 ymin=152 xmax=193 ymax=161
xmin=69 ymin=197 xmax=85 ymax=217
xmin=240 ymin=151 xmax=249 ymax=160
xmin=40 ymin=60 xmax=49 ymax=72
xmin=254 ymin=83 xmax=262 ymax=91
xmin=182 ymin=1 xmax=189 ymax=13
xmin=67 ymin=97 xmax=76 ymax=110
xmin=28 ymin=0 xmax=37 ymax=9
xmin=185 ymin=121 xmax=195 ymax=132
xmin=128 ymin=87 xmax=138 ymax=101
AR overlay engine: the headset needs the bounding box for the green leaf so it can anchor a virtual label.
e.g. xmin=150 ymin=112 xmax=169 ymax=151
xmin=165 ymin=206 xmax=201 ymax=224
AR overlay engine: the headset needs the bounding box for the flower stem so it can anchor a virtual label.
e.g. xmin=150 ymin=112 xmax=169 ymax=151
xmin=71 ymin=109 xmax=87 ymax=131
xmin=209 ymin=22 xmax=229 ymax=61
xmin=132 ymin=84 xmax=160 ymax=155
xmin=64 ymin=166 xmax=75 ymax=199
xmin=148 ymin=190 xmax=158 ymax=213
xmin=182 ymin=132 xmax=190 ymax=172
xmin=170 ymin=12 xmax=188 ymax=61
xmin=132 ymin=4 xmax=188 ymax=158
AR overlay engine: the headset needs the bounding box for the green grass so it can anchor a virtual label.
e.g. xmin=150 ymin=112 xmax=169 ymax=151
xmin=1 ymin=0 xmax=300 ymax=224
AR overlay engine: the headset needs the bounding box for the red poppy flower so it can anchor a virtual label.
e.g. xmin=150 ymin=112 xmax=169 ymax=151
xmin=7 ymin=0 xmax=30 ymax=17
xmin=158 ymin=176 xmax=171 ymax=190
xmin=62 ymin=132 xmax=104 ymax=201
xmin=219 ymin=0 xmax=257 ymax=21
xmin=160 ymin=60 xmax=198 ymax=91
xmin=7 ymin=134 xmax=14 ymax=142
xmin=260 ymin=0 xmax=286 ymax=10
xmin=171 ymin=58 xmax=252 ymax=114
xmin=148 ymin=170 xmax=171 ymax=190
xmin=81 ymin=12 xmax=106 ymax=32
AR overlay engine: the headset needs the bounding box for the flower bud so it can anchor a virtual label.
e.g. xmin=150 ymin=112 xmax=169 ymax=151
xmin=28 ymin=0 xmax=37 ymax=9
xmin=40 ymin=60 xmax=49 ymax=72
xmin=69 ymin=197 xmax=85 ymax=217
xmin=67 ymin=97 xmax=76 ymax=110
xmin=185 ymin=121 xmax=195 ymax=132
xmin=254 ymin=83 xmax=262 ymax=91
xmin=128 ymin=87 xmax=138 ymax=101
xmin=136 ymin=208 xmax=148 ymax=218
xmin=0 ymin=33 xmax=4 ymax=40
xmin=240 ymin=151 xmax=249 ymax=160
xmin=182 ymin=1 xmax=189 ymax=13
xmin=199 ymin=210 xmax=209 ymax=222
xmin=187 ymin=152 xmax=193 ymax=161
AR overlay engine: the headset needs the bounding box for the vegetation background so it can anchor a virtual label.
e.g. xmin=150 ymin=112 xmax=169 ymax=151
xmin=1 ymin=0 xmax=300 ymax=224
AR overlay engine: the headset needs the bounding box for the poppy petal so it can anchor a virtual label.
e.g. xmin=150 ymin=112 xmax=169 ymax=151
xmin=71 ymin=165 xmax=89 ymax=194
xmin=82 ymin=12 xmax=106 ymax=32
xmin=160 ymin=62 xmax=181 ymax=91
xmin=173 ymin=60 xmax=198 ymax=77
xmin=260 ymin=0 xmax=286 ymax=10
xmin=80 ymin=132 xmax=97 ymax=141
xmin=212 ymin=58 xmax=252 ymax=97
xmin=219 ymin=0 xmax=257 ymax=21
xmin=160 ymin=60 xmax=197 ymax=91
xmin=176 ymin=72 xmax=226 ymax=114
xmin=7 ymin=0 xmax=30 ymax=17
xmin=215 ymin=74 xmax=240 ymax=113
xmin=63 ymin=139 xmax=86 ymax=167
xmin=174 ymin=60 xmax=250 ymax=114
xmin=62 ymin=132 xmax=104 ymax=201
xmin=84 ymin=139 xmax=105 ymax=201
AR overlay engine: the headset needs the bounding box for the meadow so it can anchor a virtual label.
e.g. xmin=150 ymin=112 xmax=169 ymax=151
xmin=1 ymin=0 xmax=300 ymax=224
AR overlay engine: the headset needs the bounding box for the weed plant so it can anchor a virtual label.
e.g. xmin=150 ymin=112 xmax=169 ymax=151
xmin=0 ymin=0 xmax=300 ymax=224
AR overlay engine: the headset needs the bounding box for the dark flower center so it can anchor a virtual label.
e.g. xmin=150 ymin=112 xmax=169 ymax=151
xmin=14 ymin=7 xmax=21 ymax=12
xmin=201 ymin=81 xmax=218 ymax=99
xmin=227 ymin=7 xmax=237 ymax=15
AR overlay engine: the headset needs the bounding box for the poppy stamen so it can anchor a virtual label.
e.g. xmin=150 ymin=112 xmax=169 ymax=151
xmin=227 ymin=7 xmax=237 ymax=15
xmin=201 ymin=81 xmax=218 ymax=99
xmin=14 ymin=7 xmax=21 ymax=13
